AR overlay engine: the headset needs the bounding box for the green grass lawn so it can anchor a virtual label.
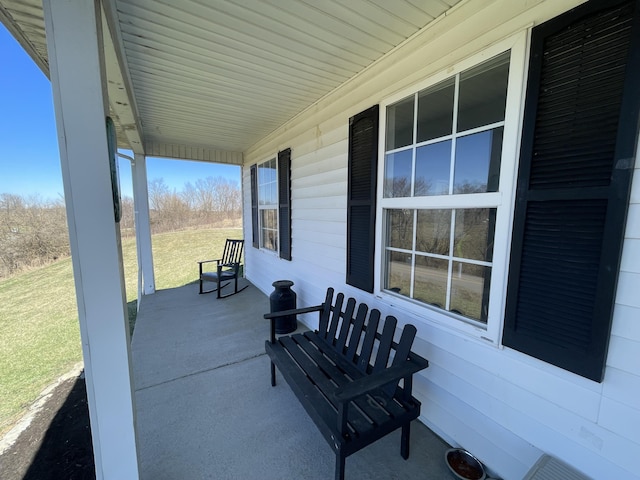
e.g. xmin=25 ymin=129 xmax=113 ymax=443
xmin=0 ymin=227 xmax=241 ymax=435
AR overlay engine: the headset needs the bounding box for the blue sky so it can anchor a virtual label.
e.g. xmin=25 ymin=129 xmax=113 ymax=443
xmin=0 ymin=24 xmax=240 ymax=201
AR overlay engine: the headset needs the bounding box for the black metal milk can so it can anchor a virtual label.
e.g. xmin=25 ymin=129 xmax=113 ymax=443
xmin=270 ymin=280 xmax=297 ymax=334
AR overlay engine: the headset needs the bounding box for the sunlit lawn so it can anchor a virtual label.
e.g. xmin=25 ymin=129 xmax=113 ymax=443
xmin=0 ymin=227 xmax=241 ymax=435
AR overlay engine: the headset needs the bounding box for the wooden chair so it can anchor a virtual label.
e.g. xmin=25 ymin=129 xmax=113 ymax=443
xmin=197 ymin=239 xmax=246 ymax=298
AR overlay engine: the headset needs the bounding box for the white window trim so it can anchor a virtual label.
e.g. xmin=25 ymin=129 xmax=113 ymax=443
xmin=257 ymin=157 xmax=279 ymax=254
xmin=374 ymin=31 xmax=530 ymax=345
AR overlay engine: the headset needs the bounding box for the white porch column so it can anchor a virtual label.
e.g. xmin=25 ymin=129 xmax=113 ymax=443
xmin=43 ymin=1 xmax=139 ymax=479
xmin=132 ymin=153 xmax=155 ymax=297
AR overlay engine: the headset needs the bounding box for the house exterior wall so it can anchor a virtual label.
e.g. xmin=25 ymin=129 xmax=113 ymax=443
xmin=242 ymin=1 xmax=640 ymax=478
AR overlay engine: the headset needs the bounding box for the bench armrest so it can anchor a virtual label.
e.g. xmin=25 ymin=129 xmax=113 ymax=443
xmin=265 ymin=304 xmax=324 ymax=344
xmin=333 ymin=356 xmax=428 ymax=403
xmin=263 ymin=304 xmax=324 ymax=319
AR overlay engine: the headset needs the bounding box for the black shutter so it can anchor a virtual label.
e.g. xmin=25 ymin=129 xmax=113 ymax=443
xmin=346 ymin=105 xmax=379 ymax=292
xmin=503 ymin=0 xmax=640 ymax=381
xmin=278 ymin=148 xmax=292 ymax=260
xmin=250 ymin=164 xmax=259 ymax=248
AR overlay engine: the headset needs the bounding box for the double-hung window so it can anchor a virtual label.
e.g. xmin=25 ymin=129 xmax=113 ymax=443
xmin=251 ymin=149 xmax=292 ymax=260
xmin=257 ymin=158 xmax=278 ymax=252
xmin=379 ymin=40 xmax=525 ymax=333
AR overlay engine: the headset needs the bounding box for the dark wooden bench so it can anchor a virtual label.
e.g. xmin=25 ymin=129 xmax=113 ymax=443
xmin=264 ymin=287 xmax=429 ymax=480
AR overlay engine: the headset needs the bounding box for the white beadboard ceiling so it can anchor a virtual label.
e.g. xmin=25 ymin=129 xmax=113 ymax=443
xmin=1 ymin=0 xmax=463 ymax=163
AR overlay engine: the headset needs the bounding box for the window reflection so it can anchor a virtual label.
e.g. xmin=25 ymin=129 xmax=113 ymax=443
xmin=417 ymin=78 xmax=454 ymax=142
xmin=457 ymin=52 xmax=510 ymax=132
xmin=450 ymin=262 xmax=491 ymax=322
xmin=384 ymin=150 xmax=412 ymax=197
xmin=260 ymin=209 xmax=278 ymax=251
xmin=382 ymin=51 xmax=511 ymax=325
xmin=415 ymin=141 xmax=451 ymax=196
xmin=387 ymin=209 xmax=414 ymax=250
xmin=385 ymin=250 xmax=412 ymax=297
xmin=453 ymin=209 xmax=496 ymax=262
xmin=453 ymin=128 xmax=503 ymax=194
xmin=416 ymin=209 xmax=451 ymax=255
xmin=386 ymin=96 xmax=414 ymax=150
xmin=258 ymin=158 xmax=278 ymax=252
xmin=385 ymin=207 xmax=495 ymax=324
xmin=413 ymin=255 xmax=448 ymax=308
xmin=258 ymin=158 xmax=277 ymax=205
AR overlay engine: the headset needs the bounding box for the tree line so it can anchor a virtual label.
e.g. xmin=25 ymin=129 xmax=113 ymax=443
xmin=0 ymin=176 xmax=241 ymax=278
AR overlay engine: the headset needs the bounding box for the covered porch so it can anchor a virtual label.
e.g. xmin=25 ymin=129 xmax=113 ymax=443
xmin=131 ymin=281 xmax=451 ymax=479
xmin=1 ymin=1 xmax=467 ymax=477
xmin=2 ymin=0 xmax=639 ymax=478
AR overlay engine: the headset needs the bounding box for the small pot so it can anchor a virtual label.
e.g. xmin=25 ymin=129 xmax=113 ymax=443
xmin=445 ymin=448 xmax=486 ymax=480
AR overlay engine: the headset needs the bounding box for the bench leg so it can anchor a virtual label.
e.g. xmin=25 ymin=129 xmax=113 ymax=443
xmin=335 ymin=452 xmax=346 ymax=480
xmin=401 ymin=423 xmax=410 ymax=459
xmin=270 ymin=361 xmax=276 ymax=387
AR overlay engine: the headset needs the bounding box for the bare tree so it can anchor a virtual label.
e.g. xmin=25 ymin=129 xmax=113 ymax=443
xmin=0 ymin=172 xmax=242 ymax=277
xmin=119 ymin=195 xmax=135 ymax=236
xmin=181 ymin=182 xmax=198 ymax=211
xmin=147 ymin=177 xmax=194 ymax=232
xmin=0 ymin=194 xmax=69 ymax=277
xmin=148 ymin=177 xmax=170 ymax=212
xmin=211 ymin=177 xmax=241 ymax=218
xmin=157 ymin=192 xmax=191 ymax=232
xmin=194 ymin=177 xmax=216 ymax=212
xmin=189 ymin=176 xmax=242 ymax=224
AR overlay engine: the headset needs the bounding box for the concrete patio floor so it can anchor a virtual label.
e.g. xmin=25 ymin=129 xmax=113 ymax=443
xmin=131 ymin=280 xmax=452 ymax=480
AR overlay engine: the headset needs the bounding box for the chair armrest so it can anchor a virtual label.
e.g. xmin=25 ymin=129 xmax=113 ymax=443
xmin=333 ymin=359 xmax=428 ymax=403
xmin=263 ymin=304 xmax=324 ymax=319
xmin=197 ymin=259 xmax=219 ymax=265
xmin=218 ymin=261 xmax=240 ymax=269
xmin=198 ymin=258 xmax=222 ymax=276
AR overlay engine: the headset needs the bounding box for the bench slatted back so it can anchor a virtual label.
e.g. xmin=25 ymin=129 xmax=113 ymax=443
xmin=316 ymin=288 xmax=417 ymax=381
xmin=344 ymin=304 xmax=368 ymax=363
xmin=318 ymin=288 xmax=335 ymax=336
xmin=373 ymin=317 xmax=397 ymax=373
xmin=335 ymin=297 xmax=357 ymax=352
xmin=391 ymin=324 xmax=417 ymax=369
xmin=356 ymin=310 xmax=379 ymax=373
xmin=326 ymin=293 xmax=345 ymax=341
